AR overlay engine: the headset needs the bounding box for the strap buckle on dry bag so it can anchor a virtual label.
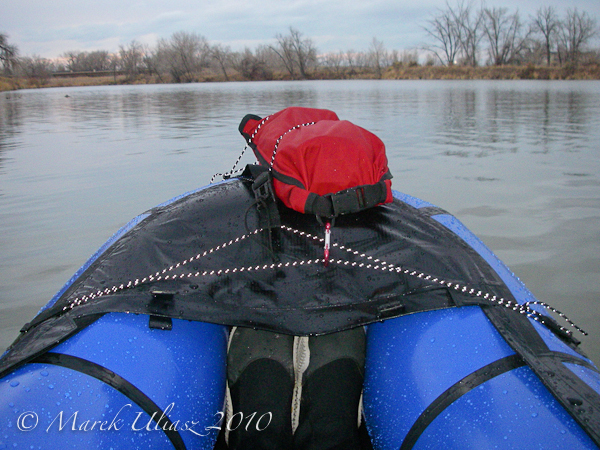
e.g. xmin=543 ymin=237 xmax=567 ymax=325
xmin=246 ymin=165 xmax=281 ymax=230
xmin=330 ymin=181 xmax=388 ymax=216
xmin=252 ymin=170 xmax=277 ymax=203
xmin=305 ymin=180 xmax=389 ymax=218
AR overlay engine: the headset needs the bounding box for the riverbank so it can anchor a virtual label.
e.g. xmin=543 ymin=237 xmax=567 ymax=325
xmin=0 ymin=75 xmax=127 ymax=91
xmin=2 ymin=63 xmax=600 ymax=92
xmin=383 ymin=63 xmax=600 ymax=80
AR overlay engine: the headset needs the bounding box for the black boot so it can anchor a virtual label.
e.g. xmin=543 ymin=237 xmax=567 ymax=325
xmin=293 ymin=327 xmax=366 ymax=450
xmin=226 ymin=327 xmax=295 ymax=450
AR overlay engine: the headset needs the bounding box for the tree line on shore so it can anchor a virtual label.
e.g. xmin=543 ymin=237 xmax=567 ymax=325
xmin=1 ymin=3 xmax=599 ymax=87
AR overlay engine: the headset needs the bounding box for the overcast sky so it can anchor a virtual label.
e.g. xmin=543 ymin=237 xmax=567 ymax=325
xmin=2 ymin=0 xmax=600 ymax=59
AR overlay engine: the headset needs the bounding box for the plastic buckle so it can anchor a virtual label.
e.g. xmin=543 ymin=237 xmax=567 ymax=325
xmin=252 ymin=171 xmax=276 ymax=202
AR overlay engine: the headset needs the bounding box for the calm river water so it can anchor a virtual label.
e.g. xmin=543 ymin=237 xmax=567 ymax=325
xmin=1 ymin=80 xmax=599 ymax=363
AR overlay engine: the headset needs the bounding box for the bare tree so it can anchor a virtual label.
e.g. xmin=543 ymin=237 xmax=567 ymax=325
xmin=557 ymin=8 xmax=598 ymax=65
xmin=423 ymin=1 xmax=485 ymax=66
xmin=16 ymin=55 xmax=53 ymax=85
xmin=320 ymin=51 xmax=346 ymax=78
xmin=231 ymin=48 xmax=251 ymax=79
xmin=155 ymin=31 xmax=210 ymax=82
xmin=399 ymin=50 xmax=419 ymax=67
xmin=423 ymin=6 xmax=462 ymax=65
xmin=211 ymin=44 xmax=232 ymax=81
xmin=119 ymin=40 xmax=145 ymax=80
xmin=272 ymin=27 xmax=317 ymax=79
xmin=62 ymin=51 xmax=79 ymax=71
xmin=483 ymin=7 xmax=530 ymax=65
xmin=368 ymin=37 xmax=388 ymax=78
xmin=232 ymin=46 xmax=273 ymax=81
xmin=344 ymin=50 xmax=360 ymax=73
xmin=87 ymin=50 xmax=111 ymax=71
xmin=61 ymin=50 xmax=111 ymax=72
xmin=0 ymin=32 xmax=18 ymax=74
xmin=255 ymin=45 xmax=279 ymax=78
xmin=143 ymin=48 xmax=165 ymax=82
xmin=272 ymin=31 xmax=297 ymax=78
xmin=531 ymin=6 xmax=560 ymax=65
xmin=452 ymin=1 xmax=485 ymax=66
xmin=354 ymin=51 xmax=369 ymax=70
xmin=290 ymin=28 xmax=316 ymax=78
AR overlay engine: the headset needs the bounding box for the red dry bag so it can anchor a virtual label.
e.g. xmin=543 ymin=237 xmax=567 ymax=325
xmin=239 ymin=107 xmax=393 ymax=218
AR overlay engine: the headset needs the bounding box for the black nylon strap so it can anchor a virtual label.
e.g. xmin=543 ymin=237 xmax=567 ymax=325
xmin=483 ymin=307 xmax=600 ymax=448
xmin=399 ymin=354 xmax=526 ymax=450
xmin=305 ymin=180 xmax=389 ymax=218
xmin=34 ymin=352 xmax=187 ymax=450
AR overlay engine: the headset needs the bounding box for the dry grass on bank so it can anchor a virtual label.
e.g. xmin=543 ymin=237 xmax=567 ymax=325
xmin=383 ymin=64 xmax=600 ymax=80
xmin=0 ymin=74 xmax=165 ymax=92
xmin=2 ymin=64 xmax=600 ymax=92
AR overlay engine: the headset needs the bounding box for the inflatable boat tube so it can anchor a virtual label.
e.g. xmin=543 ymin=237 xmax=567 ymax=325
xmin=1 ymin=313 xmax=227 ymax=449
xmin=1 ymin=176 xmax=599 ymax=449
xmin=364 ymin=192 xmax=600 ymax=450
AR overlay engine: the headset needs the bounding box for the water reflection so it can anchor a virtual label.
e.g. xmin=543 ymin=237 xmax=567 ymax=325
xmin=429 ymin=85 xmax=597 ymax=159
xmin=0 ymin=93 xmax=24 ymax=174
